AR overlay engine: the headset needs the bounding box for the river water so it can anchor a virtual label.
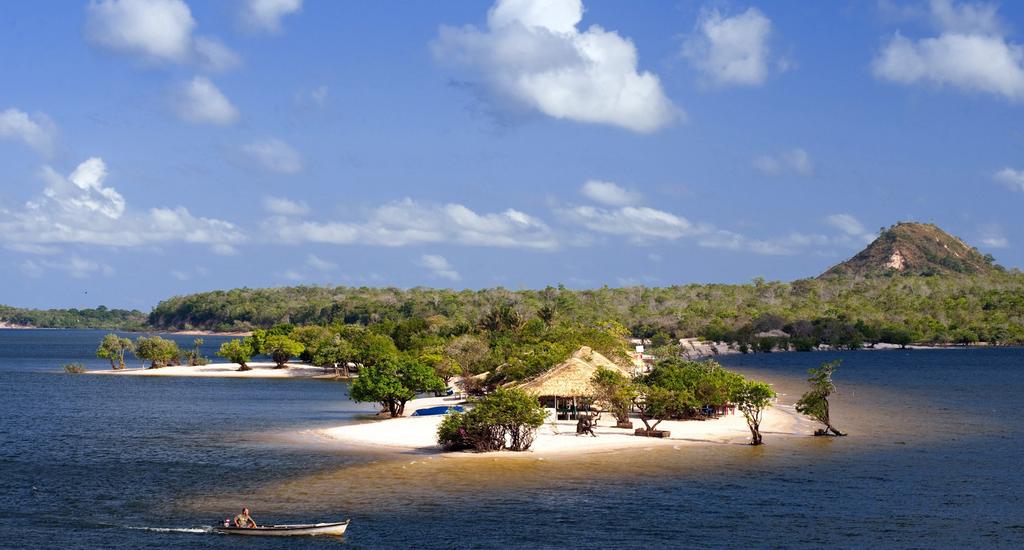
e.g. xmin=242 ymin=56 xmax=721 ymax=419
xmin=1 ymin=329 xmax=1022 ymax=548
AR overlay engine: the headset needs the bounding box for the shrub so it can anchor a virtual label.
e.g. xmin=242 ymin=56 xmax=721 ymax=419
xmin=437 ymin=388 xmax=547 ymax=452
xmin=63 ymin=363 xmax=87 ymax=374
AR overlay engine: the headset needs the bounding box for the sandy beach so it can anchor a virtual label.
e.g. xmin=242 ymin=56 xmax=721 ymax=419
xmin=87 ymin=361 xmax=336 ymax=378
xmin=305 ymin=393 xmax=811 ymax=457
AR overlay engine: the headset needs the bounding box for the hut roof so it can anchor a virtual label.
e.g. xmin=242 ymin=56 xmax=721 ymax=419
xmin=517 ymin=346 xmax=631 ymax=398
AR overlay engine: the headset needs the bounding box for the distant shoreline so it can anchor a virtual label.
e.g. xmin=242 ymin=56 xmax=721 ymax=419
xmin=86 ymin=361 xmax=337 ymax=378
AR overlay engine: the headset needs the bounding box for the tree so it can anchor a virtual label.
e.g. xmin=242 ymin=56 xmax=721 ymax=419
xmin=592 ymin=367 xmax=638 ymax=427
xmin=290 ymin=325 xmax=334 ymax=362
xmin=218 ymin=338 xmax=253 ymax=371
xmin=311 ymin=336 xmax=353 ymax=368
xmin=420 ymin=351 xmax=461 ymax=385
xmin=247 ymin=329 xmax=268 ymax=355
xmin=261 ymin=334 xmax=305 ymax=368
xmin=134 ymin=336 xmax=181 ymax=368
xmin=881 ymin=325 xmax=917 ymax=349
xmin=537 ymin=303 xmax=556 ymax=326
xmin=96 ymin=333 xmax=134 ymax=369
xmin=732 ymin=381 xmax=775 ymax=445
xmin=350 ymin=356 xmax=445 ymax=417
xmin=351 ymin=332 xmax=399 ymax=367
xmin=186 ymin=337 xmax=207 ymax=366
xmin=444 ymin=334 xmax=490 ymax=374
xmin=437 ymin=388 xmax=547 ymax=452
xmin=795 ymin=360 xmax=845 ymax=436
xmin=633 ymin=385 xmax=694 ymax=432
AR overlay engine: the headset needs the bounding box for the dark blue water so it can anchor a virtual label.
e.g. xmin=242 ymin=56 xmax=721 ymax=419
xmin=2 ymin=330 xmax=1023 ymax=549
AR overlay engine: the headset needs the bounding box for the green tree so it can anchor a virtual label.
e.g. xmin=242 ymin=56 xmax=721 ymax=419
xmin=437 ymin=388 xmax=547 ymax=452
xmin=633 ymin=385 xmax=694 ymax=432
xmin=186 ymin=337 xmax=208 ymax=366
xmin=592 ymin=367 xmax=638 ymax=427
xmin=311 ymin=336 xmax=354 ymax=368
xmin=420 ymin=351 xmax=461 ymax=385
xmin=218 ymin=338 xmax=253 ymax=371
xmin=350 ymin=356 xmax=445 ymax=417
xmin=732 ymin=380 xmax=776 ymax=445
xmin=262 ymin=334 xmax=305 ymax=368
xmin=248 ymin=329 xmax=268 ymax=356
xmin=352 ymin=332 xmax=399 ymax=367
xmin=134 ymin=336 xmax=181 ymax=368
xmin=795 ymin=360 xmax=845 ymax=436
xmin=96 ymin=333 xmax=134 ymax=370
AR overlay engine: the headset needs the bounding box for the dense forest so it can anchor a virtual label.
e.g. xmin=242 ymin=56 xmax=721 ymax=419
xmin=0 ymin=305 xmax=147 ymax=330
xmin=144 ymin=270 xmax=1024 ymax=346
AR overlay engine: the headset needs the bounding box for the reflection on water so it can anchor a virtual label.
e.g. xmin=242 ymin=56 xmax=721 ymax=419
xmin=2 ymin=330 xmax=1023 ymax=548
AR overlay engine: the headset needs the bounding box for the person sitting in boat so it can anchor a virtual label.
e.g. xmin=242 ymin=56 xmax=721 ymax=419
xmin=233 ymin=508 xmax=257 ymax=528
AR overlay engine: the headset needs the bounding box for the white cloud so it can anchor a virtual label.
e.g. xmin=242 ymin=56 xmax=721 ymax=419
xmin=580 ymin=180 xmax=641 ymax=206
xmin=268 ymin=198 xmax=558 ymax=250
xmin=825 ymin=214 xmax=866 ymax=236
xmin=193 ymin=36 xmax=242 ymax=72
xmin=682 ymin=7 xmax=778 ymax=87
xmin=418 ymin=254 xmax=461 ymax=281
xmin=306 ymin=253 xmax=335 ymax=271
xmin=432 ymin=0 xmax=678 ymax=132
xmin=310 ymin=85 xmax=329 ymax=105
xmin=1 ymin=157 xmax=244 ymax=252
xmin=564 ymin=205 xmax=701 ymax=241
xmin=36 ymin=157 xmax=125 ymax=219
xmin=0 ymin=108 xmax=57 ymax=156
xmin=20 ymin=255 xmax=114 ymax=279
xmin=872 ymin=0 xmax=1024 ymax=101
xmin=263 ymin=196 xmax=309 ymax=216
xmin=754 ymin=148 xmax=813 ymax=176
xmin=240 ymin=0 xmax=303 ymax=33
xmin=994 ymin=167 xmax=1024 ymax=191
xmin=242 ymin=139 xmax=303 ymax=173
xmin=86 ymin=0 xmax=242 ymax=71
xmin=978 ymin=223 xmax=1009 ymax=248
xmin=86 ymin=0 xmax=196 ymax=62
xmin=174 ymin=76 xmax=239 ymax=125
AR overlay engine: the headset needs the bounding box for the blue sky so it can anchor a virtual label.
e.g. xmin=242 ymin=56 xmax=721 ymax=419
xmin=2 ymin=0 xmax=1024 ymax=310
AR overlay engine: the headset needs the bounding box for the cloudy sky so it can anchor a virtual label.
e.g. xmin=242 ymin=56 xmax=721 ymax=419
xmin=2 ymin=0 xmax=1023 ymax=309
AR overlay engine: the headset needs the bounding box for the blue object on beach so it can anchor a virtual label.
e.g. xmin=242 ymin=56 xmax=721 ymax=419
xmin=411 ymin=405 xmax=465 ymax=416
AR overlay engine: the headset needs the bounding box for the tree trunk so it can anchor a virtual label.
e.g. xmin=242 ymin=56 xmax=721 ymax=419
xmin=826 ymin=423 xmax=846 ymax=436
xmin=237 ymin=363 xmax=251 ymax=371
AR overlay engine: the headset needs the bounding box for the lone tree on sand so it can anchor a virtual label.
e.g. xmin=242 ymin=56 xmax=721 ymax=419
xmin=96 ymin=333 xmax=134 ymax=369
xmin=795 ymin=360 xmax=846 ymax=436
xmin=218 ymin=339 xmax=253 ymax=371
xmin=134 ymin=336 xmax=181 ymax=369
xmin=632 ymin=385 xmax=693 ymax=435
xmin=262 ymin=334 xmax=305 ymax=368
xmin=592 ymin=367 xmax=638 ymax=428
xmin=733 ymin=380 xmax=776 ymax=445
xmin=350 ymin=356 xmax=445 ymax=417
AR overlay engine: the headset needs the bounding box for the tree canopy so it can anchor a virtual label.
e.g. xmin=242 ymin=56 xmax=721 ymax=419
xmin=96 ymin=333 xmax=134 ymax=370
xmin=217 ymin=339 xmax=253 ymax=371
xmin=134 ymin=336 xmax=181 ymax=368
xmin=795 ymin=360 xmax=845 ymax=436
xmin=349 ymin=356 xmax=445 ymax=417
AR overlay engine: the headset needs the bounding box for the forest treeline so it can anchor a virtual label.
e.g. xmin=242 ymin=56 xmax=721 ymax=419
xmin=145 ymin=271 xmax=1024 ymax=346
xmin=0 ymin=305 xmax=147 ymax=330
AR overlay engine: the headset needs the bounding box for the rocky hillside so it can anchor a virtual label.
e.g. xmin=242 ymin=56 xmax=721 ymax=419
xmin=821 ymin=222 xmax=999 ymax=278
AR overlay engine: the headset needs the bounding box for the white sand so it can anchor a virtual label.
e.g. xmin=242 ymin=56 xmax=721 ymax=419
xmin=88 ymin=361 xmax=334 ymax=378
xmin=310 ymin=395 xmax=811 ymax=457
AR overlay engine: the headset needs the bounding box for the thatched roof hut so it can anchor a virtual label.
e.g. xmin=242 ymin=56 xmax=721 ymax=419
xmin=517 ymin=346 xmax=631 ymax=398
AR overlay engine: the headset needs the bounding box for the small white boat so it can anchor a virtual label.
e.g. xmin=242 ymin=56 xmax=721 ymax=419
xmin=214 ymin=520 xmax=350 ymax=537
